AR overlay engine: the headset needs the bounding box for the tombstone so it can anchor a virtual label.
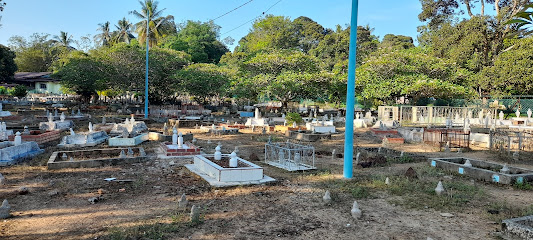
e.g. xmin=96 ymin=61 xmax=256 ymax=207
xmin=14 ymin=132 xmax=21 ymax=146
xmin=190 ymin=205 xmax=200 ymax=222
xmin=267 ymin=135 xmax=272 ymax=144
xmin=419 ymin=115 xmax=425 ymax=123
xmin=119 ymin=150 xmax=126 ymax=158
xmin=177 ymin=132 xmax=183 ymax=148
xmin=351 ymin=201 xmax=362 ymax=219
xmin=23 ymin=126 xmax=30 ymax=135
xmin=356 ymin=113 xmax=360 ymax=120
xmin=294 ymin=152 xmax=301 ymax=163
xmin=331 ymin=149 xmax=336 ymax=160
xmin=125 ymin=118 xmax=130 ymax=125
xmin=365 ymin=111 xmax=372 ymax=119
xmin=385 ymin=177 xmax=390 ymax=185
xmin=48 ymin=113 xmax=54 ymax=123
xmin=0 ymin=199 xmax=10 ymax=219
xmin=484 ymin=115 xmax=490 ymax=128
xmin=130 ymin=115 xmax=135 ymax=123
xmin=121 ymin=128 xmax=129 ymax=138
xmin=0 ymin=173 xmax=4 ymax=185
xmin=172 ymin=127 xmax=178 ymax=145
xmin=234 ymin=146 xmax=239 ymax=155
xmin=102 ymin=116 xmax=106 ymax=124
xmin=445 ymin=118 xmax=452 ymax=128
xmin=60 ymin=112 xmax=65 ymax=122
xmin=435 ymin=181 xmax=445 ymax=196
xmin=467 ymin=110 xmax=473 ymax=119
xmin=455 ymin=112 xmax=460 ymax=122
xmin=292 ymin=121 xmax=297 ymax=128
xmin=500 ymin=164 xmax=510 ymax=174
xmin=444 ymin=142 xmax=450 ymax=153
xmin=77 ymin=109 xmax=82 ymax=116
xmin=478 ymin=110 xmax=484 ymax=121
xmin=528 ymin=109 xmax=532 ymax=119
xmin=69 ymin=157 xmax=74 ymax=162
xmin=463 ymin=118 xmax=471 ymax=132
xmin=178 ymin=193 xmax=188 ymax=209
xmin=499 ymin=111 xmax=504 ymax=121
xmin=255 ymin=108 xmax=260 ymax=119
xmin=54 ymin=109 xmax=58 ymax=117
xmin=513 ymin=151 xmax=519 ymax=161
xmin=127 ymin=147 xmax=134 ymax=157
xmin=71 ymin=109 xmax=75 ymax=116
xmin=62 ymin=153 xmax=68 ymax=161
xmin=229 ymin=151 xmax=238 ymax=168
xmin=46 ymin=110 xmax=50 ymax=117
xmin=355 ymin=152 xmax=361 ymax=164
xmin=516 ymin=109 xmax=521 ymax=118
xmin=464 ymin=159 xmax=472 ymax=167
xmin=88 ymin=122 xmax=94 ymax=132
xmin=214 ymin=145 xmax=222 ymax=160
xmin=323 ymin=190 xmax=331 ymax=204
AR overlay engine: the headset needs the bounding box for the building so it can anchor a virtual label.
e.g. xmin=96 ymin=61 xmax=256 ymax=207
xmin=13 ymin=72 xmax=63 ymax=95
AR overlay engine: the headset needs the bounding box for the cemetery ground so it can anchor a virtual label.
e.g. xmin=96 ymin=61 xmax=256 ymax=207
xmin=0 ymin=116 xmax=532 ymax=239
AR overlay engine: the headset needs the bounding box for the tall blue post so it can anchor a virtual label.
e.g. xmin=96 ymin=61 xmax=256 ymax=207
xmin=343 ymin=0 xmax=359 ymax=179
xmin=144 ymin=13 xmax=149 ymax=119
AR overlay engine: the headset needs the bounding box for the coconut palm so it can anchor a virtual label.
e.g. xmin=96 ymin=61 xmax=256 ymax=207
xmin=53 ymin=31 xmax=74 ymax=48
xmin=95 ymin=22 xmax=112 ymax=47
xmin=113 ymin=17 xmax=134 ymax=44
xmin=130 ymin=0 xmax=176 ymax=47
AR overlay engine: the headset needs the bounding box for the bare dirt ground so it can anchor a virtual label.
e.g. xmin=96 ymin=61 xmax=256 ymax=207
xmin=0 ymin=114 xmax=532 ymax=240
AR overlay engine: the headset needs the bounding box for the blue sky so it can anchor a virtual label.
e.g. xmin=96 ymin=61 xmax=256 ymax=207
xmin=0 ymin=0 xmax=423 ymax=50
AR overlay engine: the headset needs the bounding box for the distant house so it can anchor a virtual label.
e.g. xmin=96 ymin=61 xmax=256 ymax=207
xmin=13 ymin=72 xmax=63 ymax=95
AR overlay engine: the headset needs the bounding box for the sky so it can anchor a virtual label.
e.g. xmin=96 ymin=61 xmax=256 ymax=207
xmin=0 ymin=0 xmax=424 ymax=51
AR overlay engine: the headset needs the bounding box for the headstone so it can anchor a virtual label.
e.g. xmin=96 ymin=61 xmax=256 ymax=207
xmin=234 ymin=146 xmax=239 ymax=155
xmin=60 ymin=112 xmax=65 ymax=122
xmin=130 ymin=115 xmax=135 ymax=123
xmin=69 ymin=157 xmax=74 ymax=162
xmin=355 ymin=152 xmax=361 ymax=164
xmin=0 ymin=199 xmax=10 ymax=219
xmin=464 ymin=159 xmax=472 ymax=167
xmin=54 ymin=109 xmax=58 ymax=117
xmin=88 ymin=122 xmax=93 ymax=132
xmin=121 ymin=128 xmax=129 ymax=138
xmin=192 ymin=138 xmax=197 ymax=144
xmin=229 ymin=151 xmax=238 ymax=168
xmin=516 ymin=109 xmax=521 ymax=118
xmin=102 ymin=116 xmax=106 ymax=124
xmin=255 ymin=108 xmax=260 ymax=119
xmin=127 ymin=147 xmax=134 ymax=157
xmin=500 ymin=164 xmax=509 ymax=174
xmin=455 ymin=112 xmax=460 ymax=122
xmin=172 ymin=127 xmax=178 ymax=145
xmin=190 ymin=205 xmax=200 ymax=222
xmin=178 ymin=193 xmax=188 ymax=209
xmin=513 ymin=151 xmax=519 ymax=161
xmin=14 ymin=132 xmax=21 ymax=146
xmin=356 ymin=113 xmax=360 ymax=120
xmin=499 ymin=111 xmax=504 ymax=121
xmin=365 ymin=111 xmax=372 ymax=119
xmin=119 ymin=150 xmax=126 ymax=158
xmin=323 ymin=190 xmax=331 ymax=204
xmin=385 ymin=177 xmax=390 ymax=185
xmin=77 ymin=109 xmax=82 ymax=116
xmin=467 ymin=110 xmax=473 ymax=119
xmin=435 ymin=181 xmax=444 ymax=196
xmin=71 ymin=109 xmax=75 ymax=115
xmin=48 ymin=113 xmax=54 ymax=123
xmin=478 ymin=110 xmax=483 ymax=121
xmin=294 ymin=152 xmax=301 ymax=163
xmin=177 ymin=132 xmax=184 ymax=148
xmin=292 ymin=121 xmax=297 ymax=128
xmin=23 ymin=126 xmax=30 ymax=135
xmin=0 ymin=174 xmax=5 ymax=185
xmin=139 ymin=147 xmax=146 ymax=157
xmin=405 ymin=167 xmax=418 ymax=179
xmin=528 ymin=109 xmax=532 ymax=119
xmin=214 ymin=145 xmax=222 ymax=160
xmin=351 ymin=201 xmax=362 ymax=219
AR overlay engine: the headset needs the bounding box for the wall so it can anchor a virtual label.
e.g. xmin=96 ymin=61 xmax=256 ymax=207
xmin=33 ymin=82 xmax=63 ymax=95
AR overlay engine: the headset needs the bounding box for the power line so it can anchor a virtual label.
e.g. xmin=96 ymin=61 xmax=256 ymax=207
xmin=211 ymin=0 xmax=255 ymax=21
xmin=221 ymin=0 xmax=283 ymax=36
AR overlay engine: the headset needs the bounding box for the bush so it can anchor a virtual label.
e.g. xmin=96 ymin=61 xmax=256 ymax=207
xmin=285 ymin=112 xmax=303 ymax=125
xmin=10 ymin=85 xmax=27 ymax=98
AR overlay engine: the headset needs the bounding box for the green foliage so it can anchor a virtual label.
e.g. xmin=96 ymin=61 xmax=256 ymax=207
xmin=160 ymin=20 xmax=228 ymax=63
xmin=380 ymin=34 xmax=415 ymax=50
xmin=0 ymin=44 xmax=17 ymax=81
xmin=52 ymin=55 xmax=107 ymax=99
xmin=285 ymin=112 xmax=303 ymax=125
xmin=356 ymin=47 xmax=475 ymax=106
xmin=506 ymin=4 xmax=533 ymax=36
xmin=238 ymin=15 xmax=298 ymax=52
xmin=478 ymin=37 xmax=533 ymax=96
xmin=514 ymin=180 xmax=533 ymax=190
xmin=10 ymin=85 xmax=27 ymax=98
xmin=9 ymin=33 xmax=72 ymax=72
xmin=173 ymin=63 xmax=230 ymax=104
xmin=130 ymin=0 xmax=176 ymax=47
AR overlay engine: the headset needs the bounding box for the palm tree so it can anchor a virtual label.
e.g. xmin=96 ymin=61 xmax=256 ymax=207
xmin=53 ymin=31 xmax=74 ymax=48
xmin=95 ymin=21 xmax=112 ymax=47
xmin=113 ymin=17 xmax=134 ymax=44
xmin=130 ymin=0 xmax=176 ymax=47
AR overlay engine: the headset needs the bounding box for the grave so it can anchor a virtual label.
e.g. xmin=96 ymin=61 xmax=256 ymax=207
xmin=185 ymin=151 xmax=275 ymax=187
xmin=0 ymin=122 xmax=13 ymax=141
xmin=285 ymin=130 xmax=331 ymax=142
xmin=147 ymin=123 xmax=193 ymax=142
xmin=47 ymin=147 xmax=147 ymax=169
xmin=200 ymin=124 xmax=239 ymax=135
xmin=244 ymin=108 xmax=269 ymax=127
xmin=502 ymin=215 xmax=533 ymax=239
xmin=429 ymin=157 xmax=533 ymax=184
xmin=58 ymin=126 xmax=109 ymax=148
xmin=0 ymin=103 xmax=12 ymax=117
xmin=108 ymin=130 xmax=149 ymax=147
xmin=158 ymin=129 xmax=201 ymax=157
xmin=357 ymin=147 xmax=426 ymax=163
xmin=8 ymin=130 xmax=61 ymax=145
xmin=264 ymin=141 xmax=316 ymax=171
xmin=39 ymin=112 xmax=74 ymax=131
xmin=305 ymin=116 xmax=336 ymax=133
xmin=0 ymin=132 xmax=44 ymax=166
xmin=110 ymin=116 xmax=148 ymax=136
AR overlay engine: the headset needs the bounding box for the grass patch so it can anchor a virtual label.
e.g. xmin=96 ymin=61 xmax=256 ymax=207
xmin=513 ymin=180 xmax=533 ymax=190
xmin=485 ymin=202 xmax=533 ymax=222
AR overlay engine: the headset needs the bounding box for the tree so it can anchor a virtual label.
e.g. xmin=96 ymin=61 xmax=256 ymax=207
xmin=53 ymin=31 xmax=74 ymax=48
xmin=237 ymin=15 xmax=298 ymax=52
xmin=0 ymin=44 xmax=17 ymax=82
xmin=292 ymin=16 xmax=328 ymax=53
xmin=130 ymin=0 xmax=176 ymax=47
xmin=9 ymin=33 xmax=67 ymax=72
xmin=160 ymin=20 xmax=228 ymax=63
xmin=356 ymin=47 xmax=475 ymax=106
xmin=113 ymin=17 xmax=135 ymax=44
xmin=380 ymin=34 xmax=415 ymax=50
xmin=477 ymin=37 xmax=533 ymax=96
xmin=95 ymin=22 xmax=112 ymax=47
xmin=173 ymin=63 xmax=230 ymax=104
xmin=506 ymin=4 xmax=533 ymax=36
xmin=52 ymin=55 xmax=108 ymax=101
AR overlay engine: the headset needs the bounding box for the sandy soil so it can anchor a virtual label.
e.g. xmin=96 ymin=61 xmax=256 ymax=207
xmin=0 ymin=115 xmax=531 ymax=240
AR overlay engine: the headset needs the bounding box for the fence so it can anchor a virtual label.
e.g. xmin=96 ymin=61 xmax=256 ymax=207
xmin=423 ymin=128 xmax=470 ymax=150
xmin=490 ymin=130 xmax=533 ymax=154
xmin=264 ymin=141 xmax=315 ymax=171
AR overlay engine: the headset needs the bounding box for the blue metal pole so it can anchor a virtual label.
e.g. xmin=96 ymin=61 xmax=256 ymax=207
xmin=144 ymin=13 xmax=149 ymax=119
xmin=343 ymin=0 xmax=359 ymax=179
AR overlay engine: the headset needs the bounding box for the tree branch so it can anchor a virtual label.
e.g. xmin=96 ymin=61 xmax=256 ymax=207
xmin=481 ymin=0 xmax=485 ymax=16
xmin=495 ymin=0 xmax=501 ymax=15
xmin=465 ymin=0 xmax=474 ymax=17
